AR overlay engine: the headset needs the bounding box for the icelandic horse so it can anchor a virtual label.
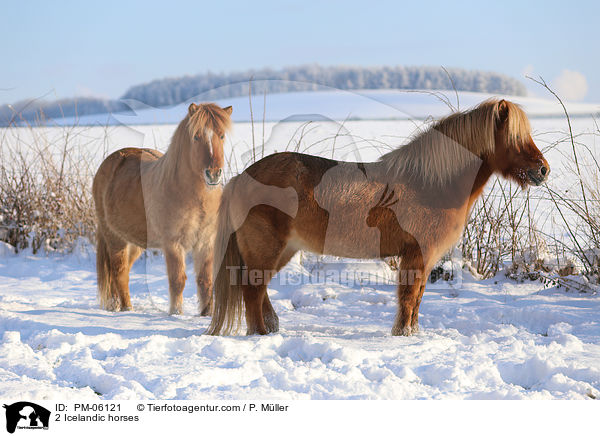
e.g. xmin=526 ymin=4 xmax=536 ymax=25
xmin=207 ymin=99 xmax=549 ymax=335
xmin=93 ymin=103 xmax=232 ymax=315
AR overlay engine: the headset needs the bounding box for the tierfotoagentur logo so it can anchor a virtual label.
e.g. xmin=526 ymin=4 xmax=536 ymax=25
xmin=2 ymin=402 xmax=50 ymax=433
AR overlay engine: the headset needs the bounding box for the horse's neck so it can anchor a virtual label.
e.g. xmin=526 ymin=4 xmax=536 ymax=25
xmin=148 ymin=143 xmax=206 ymax=193
xmin=467 ymin=162 xmax=494 ymax=210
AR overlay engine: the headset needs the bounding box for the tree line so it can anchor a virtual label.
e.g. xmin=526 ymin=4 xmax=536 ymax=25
xmin=0 ymin=65 xmax=526 ymax=125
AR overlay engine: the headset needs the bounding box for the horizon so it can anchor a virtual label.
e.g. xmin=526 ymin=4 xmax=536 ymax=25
xmin=1 ymin=0 xmax=599 ymax=105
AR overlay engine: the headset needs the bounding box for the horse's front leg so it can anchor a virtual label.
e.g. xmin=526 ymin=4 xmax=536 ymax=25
xmin=193 ymin=246 xmax=213 ymax=316
xmin=392 ymin=250 xmax=425 ymax=336
xmin=410 ymin=283 xmax=427 ymax=333
xmin=164 ymin=244 xmax=187 ymax=315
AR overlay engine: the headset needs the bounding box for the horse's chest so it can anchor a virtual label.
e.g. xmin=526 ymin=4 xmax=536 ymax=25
xmin=411 ymin=207 xmax=467 ymax=259
xmin=175 ymin=207 xmax=214 ymax=246
xmin=147 ymin=195 xmax=216 ymax=249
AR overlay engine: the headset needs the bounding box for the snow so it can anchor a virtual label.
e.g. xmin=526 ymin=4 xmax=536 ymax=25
xmin=1 ymin=249 xmax=599 ymax=400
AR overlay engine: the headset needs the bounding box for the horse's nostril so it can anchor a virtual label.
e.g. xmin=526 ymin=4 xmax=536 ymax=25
xmin=204 ymin=168 xmax=222 ymax=184
xmin=541 ymin=166 xmax=548 ymax=176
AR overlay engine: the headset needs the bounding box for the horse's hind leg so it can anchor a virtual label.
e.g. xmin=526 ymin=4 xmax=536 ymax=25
xmin=262 ymin=297 xmax=279 ymax=333
xmin=240 ymin=264 xmax=280 ymax=335
xmin=392 ymin=247 xmax=424 ymax=336
xmin=193 ymin=247 xmax=213 ymax=317
xmin=126 ymin=244 xmax=143 ymax=307
xmin=240 ymin=283 xmax=266 ymax=335
xmin=127 ymin=244 xmax=143 ymax=270
xmin=108 ymin=241 xmax=135 ymax=311
xmin=260 ymin=247 xmax=297 ymax=333
xmin=238 ymin=226 xmax=290 ymax=335
xmin=164 ymin=244 xmax=187 ymax=315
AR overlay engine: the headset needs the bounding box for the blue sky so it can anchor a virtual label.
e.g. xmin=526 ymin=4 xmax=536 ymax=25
xmin=1 ymin=0 xmax=598 ymax=104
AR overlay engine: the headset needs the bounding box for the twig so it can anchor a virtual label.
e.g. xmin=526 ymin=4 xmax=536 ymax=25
xmin=441 ymin=66 xmax=460 ymax=112
xmin=527 ymin=75 xmax=598 ymax=247
xmin=248 ymin=77 xmax=255 ymax=162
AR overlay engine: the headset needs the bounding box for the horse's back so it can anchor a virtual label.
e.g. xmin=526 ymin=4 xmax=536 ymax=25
xmin=243 ymin=151 xmax=337 ymax=189
xmin=93 ymin=147 xmax=163 ymax=246
xmin=96 ymin=147 xmax=162 ymax=174
xmin=93 ymin=147 xmax=162 ymax=204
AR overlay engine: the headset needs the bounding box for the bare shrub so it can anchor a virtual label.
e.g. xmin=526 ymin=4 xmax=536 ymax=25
xmin=0 ymin=118 xmax=100 ymax=253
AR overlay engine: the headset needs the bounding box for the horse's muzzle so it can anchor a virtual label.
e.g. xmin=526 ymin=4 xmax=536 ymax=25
xmin=204 ymin=168 xmax=223 ymax=188
xmin=527 ymin=163 xmax=549 ymax=186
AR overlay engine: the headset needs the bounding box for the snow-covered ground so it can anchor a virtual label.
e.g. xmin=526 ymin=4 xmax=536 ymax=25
xmin=1 ymin=90 xmax=600 ymax=400
xmin=1 ymin=244 xmax=599 ymax=400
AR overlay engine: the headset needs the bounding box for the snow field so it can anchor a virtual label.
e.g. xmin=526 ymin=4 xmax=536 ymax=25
xmin=1 ymin=247 xmax=599 ymax=400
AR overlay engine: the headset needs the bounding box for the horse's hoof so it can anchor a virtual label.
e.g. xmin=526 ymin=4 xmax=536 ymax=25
xmin=101 ymin=298 xmax=121 ymax=312
xmin=264 ymin=313 xmax=279 ymax=333
xmin=391 ymin=325 xmax=413 ymax=336
xmin=120 ymin=305 xmax=133 ymax=312
xmin=199 ymin=305 xmax=212 ymax=317
xmin=246 ymin=328 xmax=268 ymax=336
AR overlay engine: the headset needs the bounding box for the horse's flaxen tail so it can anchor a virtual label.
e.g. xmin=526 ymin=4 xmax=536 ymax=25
xmin=206 ymin=177 xmax=245 ymax=335
xmin=96 ymin=228 xmax=114 ymax=310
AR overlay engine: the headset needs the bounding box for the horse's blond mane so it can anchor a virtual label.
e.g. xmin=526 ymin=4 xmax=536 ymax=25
xmin=187 ymin=103 xmax=232 ymax=139
xmin=158 ymin=103 xmax=232 ymax=181
xmin=379 ymin=99 xmax=531 ymax=186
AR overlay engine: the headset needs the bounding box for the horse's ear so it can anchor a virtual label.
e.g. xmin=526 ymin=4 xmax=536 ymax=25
xmin=223 ymin=105 xmax=233 ymax=115
xmin=188 ymin=103 xmax=199 ymax=115
xmin=497 ymin=99 xmax=509 ymax=124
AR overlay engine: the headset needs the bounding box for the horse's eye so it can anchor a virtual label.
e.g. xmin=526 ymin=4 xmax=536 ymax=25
xmin=220 ymin=134 xmax=224 ymax=140
xmin=194 ymin=134 xmax=200 ymax=141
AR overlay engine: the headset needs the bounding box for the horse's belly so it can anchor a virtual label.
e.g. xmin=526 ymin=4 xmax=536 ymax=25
xmin=290 ymin=226 xmax=386 ymax=259
xmin=321 ymin=228 xmax=383 ymax=259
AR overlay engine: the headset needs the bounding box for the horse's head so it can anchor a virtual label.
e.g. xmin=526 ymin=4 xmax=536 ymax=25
xmin=486 ymin=99 xmax=549 ymax=188
xmin=187 ymin=103 xmax=233 ymax=188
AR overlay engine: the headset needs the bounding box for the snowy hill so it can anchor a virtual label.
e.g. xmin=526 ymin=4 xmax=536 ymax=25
xmin=60 ymin=89 xmax=600 ymax=126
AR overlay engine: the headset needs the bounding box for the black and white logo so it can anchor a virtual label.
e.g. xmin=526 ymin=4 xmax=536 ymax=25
xmin=3 ymin=402 xmax=50 ymax=434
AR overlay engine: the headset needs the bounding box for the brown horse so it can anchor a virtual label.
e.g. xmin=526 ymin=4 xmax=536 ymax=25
xmin=207 ymin=99 xmax=549 ymax=336
xmin=93 ymin=103 xmax=232 ymax=315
